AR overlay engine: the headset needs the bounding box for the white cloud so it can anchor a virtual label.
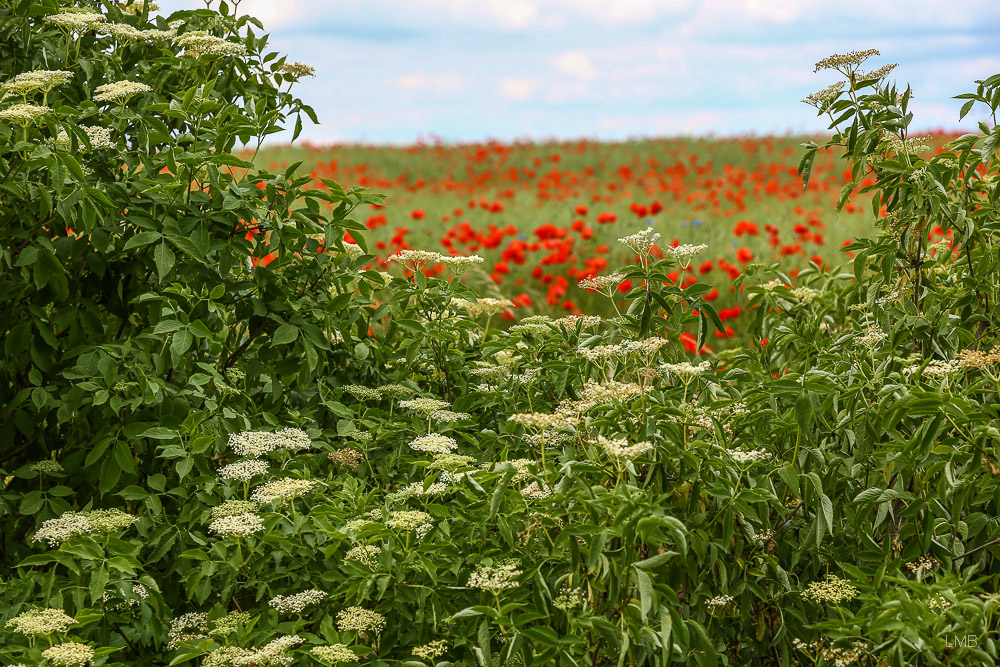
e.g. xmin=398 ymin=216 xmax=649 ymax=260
xmin=552 ymin=50 xmax=598 ymax=80
xmin=484 ymin=0 xmax=540 ymax=29
xmin=500 ymin=77 xmax=536 ymax=101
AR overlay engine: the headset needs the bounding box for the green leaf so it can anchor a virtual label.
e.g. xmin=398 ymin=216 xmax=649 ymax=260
xmin=15 ymin=246 xmax=38 ymax=267
xmin=272 ymin=323 xmax=299 ymax=345
xmin=140 ymin=426 xmax=178 ymax=440
xmin=89 ymin=565 xmax=110 ymax=605
xmin=795 ymin=392 xmax=813 ymax=433
xmin=123 ymin=231 xmax=162 ymax=250
xmin=636 ymin=568 xmax=654 ymax=618
xmin=155 ymin=242 xmax=176 ymax=281
xmin=820 ymin=493 xmax=834 ymax=535
xmin=337 ymin=419 xmax=356 ymax=436
xmin=777 ymin=465 xmax=800 ymax=497
xmin=634 ymin=551 xmax=677 ymax=570
xmin=798 ymin=141 xmax=818 ymax=190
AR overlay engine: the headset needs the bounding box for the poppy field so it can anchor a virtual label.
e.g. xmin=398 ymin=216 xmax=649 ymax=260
xmin=5 ymin=4 xmax=1000 ymax=667
xmin=254 ymin=131 xmax=954 ymax=351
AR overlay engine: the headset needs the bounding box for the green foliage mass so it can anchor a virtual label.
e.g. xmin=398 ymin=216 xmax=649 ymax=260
xmin=3 ymin=4 xmax=1000 ymax=667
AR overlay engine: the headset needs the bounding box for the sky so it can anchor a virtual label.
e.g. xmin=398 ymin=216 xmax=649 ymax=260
xmin=159 ymin=0 xmax=1000 ymax=145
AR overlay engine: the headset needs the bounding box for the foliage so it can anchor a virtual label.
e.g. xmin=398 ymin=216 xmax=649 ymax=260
xmin=2 ymin=5 xmax=1000 ymax=667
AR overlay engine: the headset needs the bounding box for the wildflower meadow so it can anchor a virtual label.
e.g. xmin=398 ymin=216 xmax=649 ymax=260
xmin=4 ymin=3 xmax=1000 ymax=667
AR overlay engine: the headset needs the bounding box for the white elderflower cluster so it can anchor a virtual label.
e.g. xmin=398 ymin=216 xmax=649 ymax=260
xmin=664 ymin=243 xmax=708 ymax=266
xmin=31 ymin=509 xmax=137 ymax=547
xmin=340 ymin=241 xmax=364 ymax=260
xmin=439 ymin=254 xmax=485 ymax=270
xmin=412 ymin=640 xmax=448 ymax=660
xmin=409 ymin=433 xmax=458 ymax=454
xmin=728 ymin=449 xmax=769 ymax=464
xmin=44 ymin=10 xmax=107 ymax=33
xmin=855 ymin=325 xmax=887 ymax=348
xmin=210 ymin=500 xmax=259 ymax=519
xmin=343 ymin=385 xmax=381 ymax=400
xmin=251 ymin=478 xmax=319 ymax=504
xmin=2 ymin=70 xmax=73 ymax=99
xmin=386 ymin=510 xmax=433 ymax=532
xmin=813 ymin=49 xmax=880 ymax=73
xmin=508 ymin=368 xmax=541 ymax=386
xmin=802 ymin=574 xmax=859 ymax=604
xmin=520 ymin=481 xmax=553 ymax=499
xmin=578 ymin=337 xmax=670 ymax=362
xmin=884 ymin=135 xmax=932 ymax=154
xmin=4 ymin=608 xmax=77 ymax=635
xmin=177 ymin=31 xmax=248 ymax=57
xmin=593 ymin=436 xmax=654 ymax=461
xmin=858 ymin=63 xmax=898 ymax=81
xmin=906 ymin=359 xmax=961 ymax=378
xmin=618 ymin=227 xmax=661 ymax=254
xmin=208 ymin=512 xmax=264 ymax=537
xmin=790 ymin=286 xmax=818 ymax=303
xmin=452 ymin=297 xmax=515 ymax=318
xmin=269 ymin=588 xmax=327 ymax=614
xmin=85 ymin=508 xmax=139 ymax=532
xmin=279 ymin=61 xmax=317 ymax=79
xmin=336 ymin=607 xmax=386 ymax=634
xmin=41 ymin=642 xmax=95 ymax=667
xmin=389 ymin=249 xmax=446 ymax=266
xmin=802 ymin=81 xmax=845 ymax=111
xmin=167 ymin=612 xmax=208 ymax=650
xmin=0 ymin=103 xmax=51 ymax=125
xmin=508 ymin=322 xmax=551 ymax=336
xmin=398 ymin=397 xmax=451 ymax=415
xmin=210 ymin=611 xmax=251 ymax=637
xmin=468 ymin=560 xmax=522 ymax=593
xmin=578 ymin=273 xmax=627 ymax=293
xmin=760 ymin=279 xmax=787 ymax=292
xmin=706 ymin=595 xmax=735 ymax=610
xmin=754 ymin=529 xmax=775 ymax=546
xmin=387 ymin=481 xmax=449 ymax=503
xmin=102 ymin=22 xmax=147 ymax=41
xmin=54 ymin=125 xmax=114 ymax=151
xmin=555 ymin=314 xmax=602 ymax=329
xmin=792 ymin=638 xmax=867 ymax=666
xmin=661 ymin=361 xmax=711 ymax=380
xmin=508 ymin=412 xmax=580 ymax=431
xmin=429 ymin=409 xmax=472 ymax=423
xmin=311 ymin=644 xmax=359 ymax=663
xmin=345 ymin=544 xmax=380 ymax=568
xmin=218 ymin=459 xmax=269 ymax=481
xmin=92 ymin=80 xmax=152 ymax=104
xmin=203 ymin=635 xmax=304 ymax=667
xmin=582 ymin=380 xmax=643 ymax=404
xmin=927 ymin=593 xmax=952 ymax=613
xmin=227 ymin=427 xmax=311 ymax=457
xmin=428 ymin=453 xmax=476 ymax=472
xmin=30 ymin=460 xmax=63 ymax=475
xmin=553 ymin=585 xmax=586 ymax=611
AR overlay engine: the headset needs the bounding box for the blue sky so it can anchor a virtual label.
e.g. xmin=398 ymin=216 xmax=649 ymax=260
xmin=160 ymin=0 xmax=1000 ymax=144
